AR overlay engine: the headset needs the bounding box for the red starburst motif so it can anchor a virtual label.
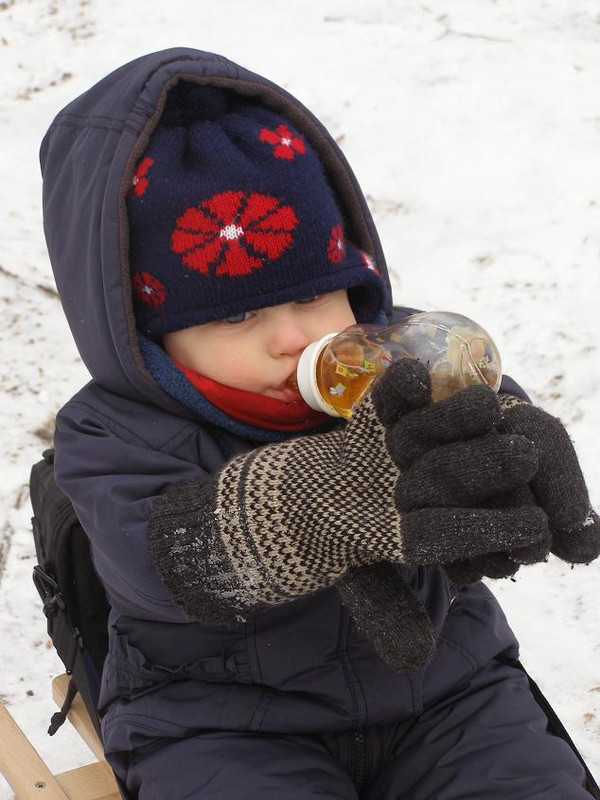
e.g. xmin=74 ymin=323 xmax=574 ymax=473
xmin=129 ymin=157 xmax=154 ymax=197
xmin=171 ymin=191 xmax=298 ymax=277
xmin=360 ymin=251 xmax=379 ymax=274
xmin=258 ymin=125 xmax=306 ymax=160
xmin=327 ymin=224 xmax=346 ymax=264
xmin=132 ymin=272 xmax=166 ymax=309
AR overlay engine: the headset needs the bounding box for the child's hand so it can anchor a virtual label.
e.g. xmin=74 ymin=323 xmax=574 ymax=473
xmin=499 ymin=398 xmax=600 ymax=565
xmin=373 ymin=365 xmax=600 ymax=585
xmin=149 ymin=358 xmax=550 ymax=626
xmin=368 ymin=361 xmax=551 ymax=569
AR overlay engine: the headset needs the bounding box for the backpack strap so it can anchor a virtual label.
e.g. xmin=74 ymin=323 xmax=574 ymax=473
xmin=48 ymin=676 xmax=78 ymax=736
xmin=30 ymin=449 xmax=108 ymax=741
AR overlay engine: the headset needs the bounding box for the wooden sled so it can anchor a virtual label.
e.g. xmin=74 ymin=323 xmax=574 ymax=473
xmin=0 ymin=674 xmax=120 ymax=800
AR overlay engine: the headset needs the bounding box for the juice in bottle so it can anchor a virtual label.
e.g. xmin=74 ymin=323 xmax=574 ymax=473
xmin=293 ymin=311 xmax=502 ymax=419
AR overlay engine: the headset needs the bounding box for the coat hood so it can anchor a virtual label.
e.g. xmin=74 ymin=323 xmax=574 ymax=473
xmin=41 ymin=47 xmax=393 ymax=412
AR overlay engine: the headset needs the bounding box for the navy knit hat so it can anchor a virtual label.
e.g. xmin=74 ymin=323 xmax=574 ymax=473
xmin=127 ymin=83 xmax=387 ymax=340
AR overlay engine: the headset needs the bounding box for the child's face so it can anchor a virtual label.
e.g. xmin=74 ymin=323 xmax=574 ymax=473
xmin=163 ymin=289 xmax=356 ymax=401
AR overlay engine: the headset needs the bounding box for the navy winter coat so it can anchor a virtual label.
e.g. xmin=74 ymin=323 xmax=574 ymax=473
xmin=41 ymin=48 xmax=589 ymax=798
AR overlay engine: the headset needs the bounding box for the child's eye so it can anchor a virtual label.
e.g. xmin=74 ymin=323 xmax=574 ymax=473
xmin=296 ymin=296 xmax=319 ymax=304
xmin=223 ymin=311 xmax=254 ymax=324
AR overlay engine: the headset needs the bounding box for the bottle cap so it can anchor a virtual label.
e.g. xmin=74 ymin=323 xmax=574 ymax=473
xmin=295 ymin=333 xmax=340 ymax=415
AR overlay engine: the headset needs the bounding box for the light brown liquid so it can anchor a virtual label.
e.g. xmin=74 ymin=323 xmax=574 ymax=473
xmin=316 ymin=339 xmax=384 ymax=419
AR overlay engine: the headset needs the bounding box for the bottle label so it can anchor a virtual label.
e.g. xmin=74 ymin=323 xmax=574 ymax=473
xmin=329 ymin=383 xmax=346 ymax=397
xmin=381 ymin=348 xmax=393 ymax=366
xmin=334 ymin=363 xmax=360 ymax=379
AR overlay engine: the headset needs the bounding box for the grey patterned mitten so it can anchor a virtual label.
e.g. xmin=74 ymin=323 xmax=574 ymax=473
xmin=149 ymin=360 xmax=549 ymax=642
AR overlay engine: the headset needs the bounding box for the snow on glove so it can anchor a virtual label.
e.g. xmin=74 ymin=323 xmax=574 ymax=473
xmin=499 ymin=396 xmax=600 ymax=564
xmin=148 ymin=360 xmax=549 ymax=631
xmin=441 ymin=481 xmax=546 ymax=585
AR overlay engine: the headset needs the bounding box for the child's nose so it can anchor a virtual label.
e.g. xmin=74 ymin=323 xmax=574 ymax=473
xmin=267 ymin=306 xmax=312 ymax=357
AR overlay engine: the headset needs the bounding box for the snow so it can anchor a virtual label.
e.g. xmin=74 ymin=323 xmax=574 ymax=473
xmin=0 ymin=0 xmax=599 ymax=793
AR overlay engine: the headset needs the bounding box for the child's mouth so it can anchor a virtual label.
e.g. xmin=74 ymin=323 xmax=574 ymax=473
xmin=268 ymin=379 xmax=302 ymax=404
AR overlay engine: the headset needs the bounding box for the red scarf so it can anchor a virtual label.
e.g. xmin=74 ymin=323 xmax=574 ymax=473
xmin=175 ymin=361 xmax=330 ymax=432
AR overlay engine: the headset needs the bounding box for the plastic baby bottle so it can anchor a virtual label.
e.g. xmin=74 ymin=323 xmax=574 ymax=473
xmin=293 ymin=311 xmax=502 ymax=419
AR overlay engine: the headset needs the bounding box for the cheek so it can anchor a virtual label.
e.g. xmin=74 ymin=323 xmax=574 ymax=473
xmin=214 ymin=350 xmax=262 ymax=391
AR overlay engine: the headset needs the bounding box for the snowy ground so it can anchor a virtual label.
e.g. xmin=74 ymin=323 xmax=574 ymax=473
xmin=1 ymin=0 xmax=599 ymax=795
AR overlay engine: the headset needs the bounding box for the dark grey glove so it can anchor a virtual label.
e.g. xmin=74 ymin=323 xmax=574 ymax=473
xmin=336 ymin=562 xmax=436 ymax=671
xmin=370 ymin=363 xmax=552 ymax=568
xmin=440 ymin=395 xmax=599 ymax=584
xmin=500 ymin=398 xmax=600 ymax=564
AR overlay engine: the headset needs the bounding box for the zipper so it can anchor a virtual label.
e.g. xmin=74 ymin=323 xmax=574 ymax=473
xmin=336 ymin=603 xmax=369 ymax=794
xmin=352 ymin=727 xmax=368 ymax=796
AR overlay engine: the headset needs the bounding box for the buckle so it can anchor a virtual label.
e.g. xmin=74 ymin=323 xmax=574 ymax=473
xmin=32 ymin=565 xmax=65 ymax=618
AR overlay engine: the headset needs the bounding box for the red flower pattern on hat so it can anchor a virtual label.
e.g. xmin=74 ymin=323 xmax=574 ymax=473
xmin=129 ymin=157 xmax=154 ymax=197
xmin=327 ymin=224 xmax=346 ymax=264
xmin=171 ymin=191 xmax=299 ymax=277
xmin=259 ymin=125 xmax=306 ymax=160
xmin=132 ymin=272 xmax=166 ymax=309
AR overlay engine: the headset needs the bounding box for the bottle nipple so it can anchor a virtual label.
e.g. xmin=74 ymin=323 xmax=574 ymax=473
xmin=294 ymin=333 xmax=340 ymax=414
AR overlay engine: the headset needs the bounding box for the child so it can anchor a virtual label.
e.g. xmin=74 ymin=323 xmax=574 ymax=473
xmin=41 ymin=47 xmax=599 ymax=799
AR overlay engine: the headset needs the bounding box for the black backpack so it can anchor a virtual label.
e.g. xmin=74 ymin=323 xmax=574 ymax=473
xmin=30 ymin=448 xmax=110 ymax=739
xmin=28 ymin=449 xmax=600 ymax=797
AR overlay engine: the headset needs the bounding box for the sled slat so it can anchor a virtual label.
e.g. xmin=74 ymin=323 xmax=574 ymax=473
xmin=55 ymin=761 xmax=120 ymax=799
xmin=0 ymin=700 xmax=70 ymax=800
xmin=0 ymin=701 xmax=120 ymax=800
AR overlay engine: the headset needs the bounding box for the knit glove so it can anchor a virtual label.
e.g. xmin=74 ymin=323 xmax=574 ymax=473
xmin=149 ymin=360 xmax=549 ymax=633
xmin=439 ymin=395 xmax=600 ymax=585
xmin=499 ymin=396 xmax=600 ymax=564
xmin=370 ymin=371 xmax=554 ymax=587
xmin=336 ymin=561 xmax=437 ymax=670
